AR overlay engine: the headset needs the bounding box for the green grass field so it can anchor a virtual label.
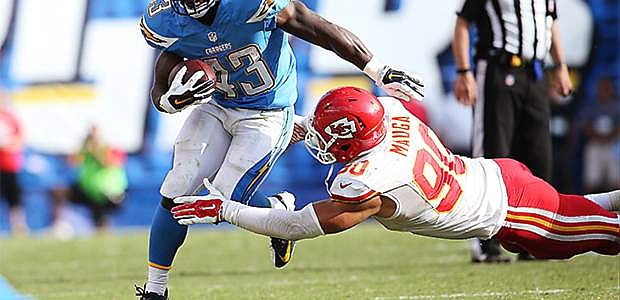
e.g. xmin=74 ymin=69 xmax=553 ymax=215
xmin=1 ymin=224 xmax=618 ymax=299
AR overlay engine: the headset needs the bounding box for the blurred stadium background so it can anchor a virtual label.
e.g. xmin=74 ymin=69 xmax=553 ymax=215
xmin=0 ymin=0 xmax=618 ymax=234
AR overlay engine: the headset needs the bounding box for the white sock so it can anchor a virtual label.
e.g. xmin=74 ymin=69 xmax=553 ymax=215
xmin=146 ymin=266 xmax=168 ymax=295
xmin=470 ymin=239 xmax=484 ymax=260
xmin=585 ymin=190 xmax=620 ymax=211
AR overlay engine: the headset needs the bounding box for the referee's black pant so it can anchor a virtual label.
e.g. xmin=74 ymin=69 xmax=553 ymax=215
xmin=472 ymin=59 xmax=552 ymax=259
xmin=473 ymin=59 xmax=552 ymax=180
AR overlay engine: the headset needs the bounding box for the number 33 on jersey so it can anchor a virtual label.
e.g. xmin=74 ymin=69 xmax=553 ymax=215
xmin=140 ymin=0 xmax=297 ymax=110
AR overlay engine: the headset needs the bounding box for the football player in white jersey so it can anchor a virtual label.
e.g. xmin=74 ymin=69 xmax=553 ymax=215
xmin=170 ymin=87 xmax=620 ymax=260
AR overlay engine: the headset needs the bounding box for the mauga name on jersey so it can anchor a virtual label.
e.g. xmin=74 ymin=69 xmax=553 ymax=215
xmin=140 ymin=0 xmax=297 ymax=110
xmin=328 ymin=97 xmax=508 ymax=240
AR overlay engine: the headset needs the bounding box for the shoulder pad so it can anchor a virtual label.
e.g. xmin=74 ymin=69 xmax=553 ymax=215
xmin=139 ymin=15 xmax=179 ymax=50
xmin=219 ymin=0 xmax=290 ymax=24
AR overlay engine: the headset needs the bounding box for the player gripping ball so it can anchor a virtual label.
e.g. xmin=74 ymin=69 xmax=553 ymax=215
xmin=157 ymin=60 xmax=216 ymax=114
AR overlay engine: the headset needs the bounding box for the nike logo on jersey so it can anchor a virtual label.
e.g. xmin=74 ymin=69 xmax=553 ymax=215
xmin=339 ymin=182 xmax=353 ymax=189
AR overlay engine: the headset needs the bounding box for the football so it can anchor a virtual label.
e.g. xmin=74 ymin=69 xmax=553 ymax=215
xmin=168 ymin=59 xmax=217 ymax=87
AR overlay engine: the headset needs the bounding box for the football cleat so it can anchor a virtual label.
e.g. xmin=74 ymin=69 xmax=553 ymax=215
xmin=269 ymin=192 xmax=296 ymax=269
xmin=135 ymin=284 xmax=168 ymax=300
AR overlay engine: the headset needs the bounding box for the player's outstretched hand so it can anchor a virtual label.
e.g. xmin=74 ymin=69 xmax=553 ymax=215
xmin=172 ymin=195 xmax=224 ymax=225
xmin=288 ymin=114 xmax=308 ymax=146
xmin=159 ymin=66 xmax=215 ymax=114
xmin=378 ymin=67 xmax=425 ymax=102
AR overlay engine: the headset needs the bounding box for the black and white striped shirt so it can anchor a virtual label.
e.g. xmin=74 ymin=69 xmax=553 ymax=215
xmin=458 ymin=0 xmax=558 ymax=61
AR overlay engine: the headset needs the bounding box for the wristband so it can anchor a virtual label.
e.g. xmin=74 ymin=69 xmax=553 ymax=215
xmin=456 ymin=68 xmax=471 ymax=74
xmin=363 ymin=56 xmax=386 ymax=82
xmin=157 ymin=94 xmax=177 ymax=114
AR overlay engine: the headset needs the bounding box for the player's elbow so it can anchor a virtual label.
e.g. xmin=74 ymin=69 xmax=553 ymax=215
xmin=150 ymin=86 xmax=166 ymax=112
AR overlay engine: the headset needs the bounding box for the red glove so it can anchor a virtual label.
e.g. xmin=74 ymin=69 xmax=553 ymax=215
xmin=171 ymin=197 xmax=223 ymax=225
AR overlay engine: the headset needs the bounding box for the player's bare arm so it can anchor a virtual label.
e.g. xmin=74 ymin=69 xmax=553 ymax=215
xmin=151 ymin=51 xmax=183 ymax=112
xmin=312 ymin=196 xmax=388 ymax=233
xmin=276 ymin=1 xmax=371 ymax=70
xmin=276 ymin=1 xmax=425 ymax=101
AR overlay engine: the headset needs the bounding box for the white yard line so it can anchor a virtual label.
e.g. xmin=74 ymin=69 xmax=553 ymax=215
xmin=373 ymin=288 xmax=587 ymax=299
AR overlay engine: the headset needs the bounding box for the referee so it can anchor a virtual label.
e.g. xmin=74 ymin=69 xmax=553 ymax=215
xmin=452 ymin=0 xmax=573 ymax=263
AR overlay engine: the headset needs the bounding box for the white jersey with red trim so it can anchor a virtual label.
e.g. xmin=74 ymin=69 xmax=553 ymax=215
xmin=329 ymin=97 xmax=508 ymax=240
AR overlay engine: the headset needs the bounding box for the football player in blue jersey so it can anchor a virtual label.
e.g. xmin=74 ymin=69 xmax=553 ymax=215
xmin=136 ymin=0 xmax=425 ymax=298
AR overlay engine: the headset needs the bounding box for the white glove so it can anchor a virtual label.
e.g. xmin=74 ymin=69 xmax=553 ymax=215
xmin=159 ymin=66 xmax=215 ymax=114
xmin=364 ymin=57 xmax=425 ymax=102
xmin=288 ymin=114 xmax=308 ymax=146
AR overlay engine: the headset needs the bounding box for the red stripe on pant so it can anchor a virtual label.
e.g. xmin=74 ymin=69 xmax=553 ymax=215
xmin=493 ymin=159 xmax=620 ymax=259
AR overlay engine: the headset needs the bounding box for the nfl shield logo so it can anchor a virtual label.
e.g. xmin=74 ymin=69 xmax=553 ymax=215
xmin=208 ymin=32 xmax=218 ymax=42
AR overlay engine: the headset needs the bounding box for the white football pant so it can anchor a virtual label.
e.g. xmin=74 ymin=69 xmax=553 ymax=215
xmin=160 ymin=101 xmax=293 ymax=202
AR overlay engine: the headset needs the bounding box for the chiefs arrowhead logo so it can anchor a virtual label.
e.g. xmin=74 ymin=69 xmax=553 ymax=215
xmin=325 ymin=117 xmax=357 ymax=139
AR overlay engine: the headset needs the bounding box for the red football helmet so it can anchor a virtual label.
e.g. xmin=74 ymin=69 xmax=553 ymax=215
xmin=305 ymin=87 xmax=387 ymax=164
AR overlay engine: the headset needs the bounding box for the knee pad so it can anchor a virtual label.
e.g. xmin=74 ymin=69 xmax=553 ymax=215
xmin=160 ymin=163 xmax=200 ymax=198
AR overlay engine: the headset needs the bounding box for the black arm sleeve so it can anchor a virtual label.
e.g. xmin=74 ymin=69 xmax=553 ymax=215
xmin=457 ymin=0 xmax=485 ymax=22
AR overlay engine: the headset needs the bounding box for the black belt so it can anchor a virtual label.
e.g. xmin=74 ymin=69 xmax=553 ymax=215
xmin=478 ymin=49 xmax=542 ymax=69
xmin=477 ymin=49 xmax=545 ymax=80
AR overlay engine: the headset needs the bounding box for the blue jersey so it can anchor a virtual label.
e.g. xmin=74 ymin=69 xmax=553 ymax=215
xmin=140 ymin=0 xmax=297 ymax=110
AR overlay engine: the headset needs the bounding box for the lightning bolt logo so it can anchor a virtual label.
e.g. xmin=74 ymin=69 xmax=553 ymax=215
xmin=140 ymin=18 xmax=166 ymax=44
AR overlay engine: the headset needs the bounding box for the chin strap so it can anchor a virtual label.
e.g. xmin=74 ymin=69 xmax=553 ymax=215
xmin=324 ymin=164 xmax=335 ymax=197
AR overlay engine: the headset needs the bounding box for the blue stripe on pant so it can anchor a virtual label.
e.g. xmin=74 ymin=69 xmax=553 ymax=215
xmin=231 ymin=107 xmax=293 ymax=206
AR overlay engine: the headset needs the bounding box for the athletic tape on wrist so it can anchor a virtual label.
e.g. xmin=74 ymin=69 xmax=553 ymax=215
xmin=363 ymin=56 xmax=386 ymax=83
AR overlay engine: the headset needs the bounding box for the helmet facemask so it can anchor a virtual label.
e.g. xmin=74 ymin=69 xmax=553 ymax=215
xmin=172 ymin=0 xmax=217 ymax=18
xmin=304 ymin=115 xmax=338 ymax=165
xmin=304 ymin=115 xmax=368 ymax=164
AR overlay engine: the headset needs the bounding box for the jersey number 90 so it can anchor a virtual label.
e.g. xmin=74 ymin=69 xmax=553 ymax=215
xmin=412 ymin=124 xmax=466 ymax=213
